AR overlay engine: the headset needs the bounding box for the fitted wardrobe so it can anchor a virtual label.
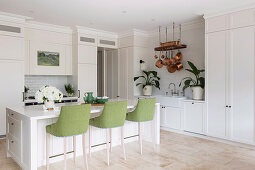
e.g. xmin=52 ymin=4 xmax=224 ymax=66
xmin=205 ymin=7 xmax=255 ymax=145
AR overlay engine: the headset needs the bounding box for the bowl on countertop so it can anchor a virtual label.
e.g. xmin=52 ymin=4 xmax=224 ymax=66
xmin=95 ymin=97 xmax=109 ymax=104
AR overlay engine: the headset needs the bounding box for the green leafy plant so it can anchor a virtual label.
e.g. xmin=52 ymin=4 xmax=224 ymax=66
xmin=134 ymin=71 xmax=160 ymax=90
xmin=24 ymin=86 xmax=29 ymax=93
xmin=64 ymin=84 xmax=74 ymax=95
xmin=179 ymin=61 xmax=205 ymax=91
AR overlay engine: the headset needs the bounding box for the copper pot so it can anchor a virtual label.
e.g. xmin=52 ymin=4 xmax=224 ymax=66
xmin=155 ymin=59 xmax=163 ymax=68
xmin=167 ymin=64 xmax=177 ymax=73
xmin=174 ymin=51 xmax=183 ymax=63
xmin=176 ymin=62 xmax=183 ymax=71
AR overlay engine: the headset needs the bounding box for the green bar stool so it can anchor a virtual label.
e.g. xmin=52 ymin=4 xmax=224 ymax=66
xmin=46 ymin=104 xmax=91 ymax=170
xmin=126 ymin=98 xmax=156 ymax=155
xmin=89 ymin=101 xmax=127 ymax=166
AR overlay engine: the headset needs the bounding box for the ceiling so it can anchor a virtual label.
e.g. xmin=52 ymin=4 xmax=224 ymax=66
xmin=0 ymin=0 xmax=254 ymax=32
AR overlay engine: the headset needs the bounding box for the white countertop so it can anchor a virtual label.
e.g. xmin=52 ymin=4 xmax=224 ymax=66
xmin=7 ymin=98 xmax=148 ymax=120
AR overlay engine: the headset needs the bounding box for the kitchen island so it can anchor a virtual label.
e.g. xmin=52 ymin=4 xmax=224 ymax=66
xmin=6 ymin=99 xmax=160 ymax=170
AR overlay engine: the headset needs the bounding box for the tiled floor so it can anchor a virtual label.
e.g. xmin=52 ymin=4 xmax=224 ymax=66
xmin=2 ymin=130 xmax=255 ymax=169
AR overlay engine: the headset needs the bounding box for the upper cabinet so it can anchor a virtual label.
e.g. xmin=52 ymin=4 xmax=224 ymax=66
xmin=24 ymin=25 xmax=73 ymax=75
xmin=205 ymin=15 xmax=229 ymax=33
xmin=205 ymin=8 xmax=255 ymax=33
xmin=230 ymin=8 xmax=255 ymax=29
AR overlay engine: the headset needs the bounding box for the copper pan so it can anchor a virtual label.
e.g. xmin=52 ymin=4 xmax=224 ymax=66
xmin=174 ymin=51 xmax=183 ymax=63
xmin=167 ymin=64 xmax=177 ymax=73
xmin=176 ymin=62 xmax=183 ymax=71
xmin=155 ymin=51 xmax=163 ymax=68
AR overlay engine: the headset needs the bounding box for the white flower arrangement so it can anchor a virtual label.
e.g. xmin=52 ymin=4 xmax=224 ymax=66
xmin=35 ymin=85 xmax=63 ymax=103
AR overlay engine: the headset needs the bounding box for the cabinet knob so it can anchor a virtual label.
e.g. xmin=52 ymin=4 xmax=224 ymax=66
xmin=229 ymin=106 xmax=232 ymax=108
xmin=192 ymin=102 xmax=194 ymax=104
xmin=11 ymin=141 xmax=14 ymax=143
xmin=226 ymin=105 xmax=229 ymax=108
xmin=11 ymin=123 xmax=14 ymax=126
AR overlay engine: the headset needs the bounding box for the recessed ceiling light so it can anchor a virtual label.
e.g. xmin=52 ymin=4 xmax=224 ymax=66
xmin=151 ymin=19 xmax=155 ymax=22
xmin=122 ymin=10 xmax=127 ymax=14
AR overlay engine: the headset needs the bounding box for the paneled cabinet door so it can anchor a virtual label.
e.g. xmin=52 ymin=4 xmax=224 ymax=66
xmin=230 ymin=26 xmax=255 ymax=143
xmin=78 ymin=45 xmax=97 ymax=64
xmin=78 ymin=64 xmax=97 ymax=102
xmin=206 ymin=31 xmax=227 ymax=138
xmin=0 ymin=61 xmax=24 ymax=135
xmin=184 ymin=102 xmax=204 ymax=134
xmin=165 ymin=107 xmax=181 ymax=130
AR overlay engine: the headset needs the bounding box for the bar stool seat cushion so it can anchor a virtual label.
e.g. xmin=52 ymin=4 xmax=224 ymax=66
xmin=46 ymin=104 xmax=91 ymax=137
xmin=126 ymin=98 xmax=156 ymax=122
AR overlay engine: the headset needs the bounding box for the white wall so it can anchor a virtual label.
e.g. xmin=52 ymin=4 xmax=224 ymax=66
xmin=133 ymin=20 xmax=205 ymax=98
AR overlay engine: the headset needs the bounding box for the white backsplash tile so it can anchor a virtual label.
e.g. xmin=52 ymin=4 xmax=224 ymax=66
xmin=25 ymin=75 xmax=70 ymax=97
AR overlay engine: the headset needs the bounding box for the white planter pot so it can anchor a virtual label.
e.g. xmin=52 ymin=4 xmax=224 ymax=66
xmin=143 ymin=85 xmax=153 ymax=96
xmin=44 ymin=100 xmax=55 ymax=110
xmin=191 ymin=86 xmax=204 ymax=100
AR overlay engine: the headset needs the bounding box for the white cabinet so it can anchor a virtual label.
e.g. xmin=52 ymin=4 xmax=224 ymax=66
xmin=205 ymin=15 xmax=228 ymax=33
xmin=0 ymin=35 xmax=24 ymax=61
xmin=160 ymin=106 xmax=182 ymax=130
xmin=230 ymin=8 xmax=255 ymax=29
xmin=77 ymin=64 xmax=97 ymax=102
xmin=229 ymin=26 xmax=255 ymax=143
xmin=206 ymin=31 xmax=227 ymax=138
xmin=0 ymin=60 xmax=24 ymax=135
xmin=78 ymin=45 xmax=97 ymax=64
xmin=184 ymin=101 xmax=204 ymax=134
xmin=205 ymin=8 xmax=255 ymax=144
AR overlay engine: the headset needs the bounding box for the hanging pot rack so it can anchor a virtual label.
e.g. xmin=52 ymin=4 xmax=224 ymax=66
xmin=154 ymin=23 xmax=187 ymax=51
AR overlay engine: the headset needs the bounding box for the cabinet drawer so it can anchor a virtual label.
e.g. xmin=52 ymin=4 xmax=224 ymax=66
xmin=7 ymin=134 xmax=21 ymax=160
xmin=8 ymin=116 xmax=21 ymax=140
xmin=7 ymin=109 xmax=20 ymax=120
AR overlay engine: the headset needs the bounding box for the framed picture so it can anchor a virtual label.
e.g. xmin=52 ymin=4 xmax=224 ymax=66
xmin=37 ymin=51 xmax=60 ymax=66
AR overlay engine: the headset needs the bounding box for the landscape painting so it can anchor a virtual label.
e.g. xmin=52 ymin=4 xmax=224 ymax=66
xmin=37 ymin=51 xmax=60 ymax=66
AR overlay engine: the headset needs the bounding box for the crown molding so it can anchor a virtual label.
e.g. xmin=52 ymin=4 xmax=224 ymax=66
xmin=203 ymin=3 xmax=255 ymax=19
xmin=25 ymin=21 xmax=73 ymax=34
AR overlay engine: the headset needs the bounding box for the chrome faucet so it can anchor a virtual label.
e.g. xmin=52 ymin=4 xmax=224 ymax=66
xmin=168 ymin=83 xmax=179 ymax=96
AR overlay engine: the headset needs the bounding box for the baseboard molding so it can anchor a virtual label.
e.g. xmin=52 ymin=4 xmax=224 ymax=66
xmin=161 ymin=126 xmax=255 ymax=150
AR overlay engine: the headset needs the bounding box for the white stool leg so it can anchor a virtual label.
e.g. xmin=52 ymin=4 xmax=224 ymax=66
xmin=64 ymin=137 xmax=67 ymax=170
xmin=89 ymin=126 xmax=92 ymax=157
xmin=73 ymin=136 xmax=76 ymax=163
xmin=106 ymin=129 xmax=110 ymax=166
xmin=46 ymin=133 xmax=50 ymax=170
xmin=110 ymin=128 xmax=112 ymax=152
xmin=82 ymin=134 xmax=88 ymax=170
xmin=121 ymin=126 xmax=126 ymax=160
xmin=138 ymin=122 xmax=142 ymax=155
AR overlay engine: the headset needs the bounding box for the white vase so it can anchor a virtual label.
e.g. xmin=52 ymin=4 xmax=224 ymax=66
xmin=44 ymin=100 xmax=55 ymax=110
xmin=191 ymin=86 xmax=204 ymax=100
xmin=143 ymin=85 xmax=153 ymax=96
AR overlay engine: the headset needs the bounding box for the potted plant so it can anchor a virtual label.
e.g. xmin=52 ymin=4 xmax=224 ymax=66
xmin=64 ymin=84 xmax=74 ymax=97
xmin=179 ymin=61 xmax=205 ymax=100
xmin=134 ymin=71 xmax=160 ymax=96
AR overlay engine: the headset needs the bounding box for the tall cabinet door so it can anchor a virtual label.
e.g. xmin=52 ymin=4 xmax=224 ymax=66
xmin=206 ymin=31 xmax=227 ymax=138
xmin=0 ymin=61 xmax=24 ymax=135
xmin=78 ymin=64 xmax=97 ymax=102
xmin=230 ymin=26 xmax=255 ymax=143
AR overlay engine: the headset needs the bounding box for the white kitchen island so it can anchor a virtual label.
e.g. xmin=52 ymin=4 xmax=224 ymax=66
xmin=6 ymin=99 xmax=160 ymax=170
